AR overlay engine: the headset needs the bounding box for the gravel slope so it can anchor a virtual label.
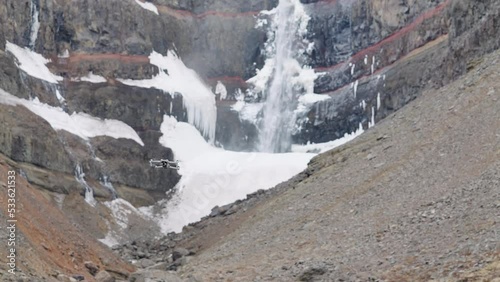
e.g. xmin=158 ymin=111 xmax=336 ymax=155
xmin=172 ymin=49 xmax=500 ymax=281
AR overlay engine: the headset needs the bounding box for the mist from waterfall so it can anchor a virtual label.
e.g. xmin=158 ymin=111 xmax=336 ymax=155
xmin=249 ymin=0 xmax=316 ymax=153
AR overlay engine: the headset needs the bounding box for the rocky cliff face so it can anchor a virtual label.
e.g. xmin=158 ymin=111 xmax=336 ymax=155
xmin=293 ymin=0 xmax=500 ymax=144
xmin=0 ymin=0 xmax=279 ymax=202
xmin=0 ymin=0 xmax=498 ymax=210
xmin=0 ymin=0 xmax=499 ymax=280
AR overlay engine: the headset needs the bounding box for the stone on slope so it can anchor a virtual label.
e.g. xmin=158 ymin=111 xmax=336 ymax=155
xmin=128 ymin=270 xmax=183 ymax=282
xmin=95 ymin=270 xmax=115 ymax=282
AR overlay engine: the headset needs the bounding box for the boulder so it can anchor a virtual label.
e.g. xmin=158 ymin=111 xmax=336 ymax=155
xmin=139 ymin=259 xmax=155 ymax=268
xmin=172 ymin=247 xmax=190 ymax=262
xmin=84 ymin=261 xmax=100 ymax=276
xmin=95 ymin=270 xmax=115 ymax=282
xmin=56 ymin=274 xmax=77 ymax=282
xmin=128 ymin=270 xmax=183 ymax=282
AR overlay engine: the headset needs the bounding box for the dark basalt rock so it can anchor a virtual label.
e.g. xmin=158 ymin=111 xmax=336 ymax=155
xmin=0 ymin=54 xmax=29 ymax=99
xmin=153 ymin=0 xmax=278 ymax=14
xmin=64 ymin=83 xmax=186 ymax=132
xmin=0 ymin=104 xmax=73 ymax=174
xmin=215 ymin=102 xmax=259 ymax=151
xmin=91 ymin=134 xmax=181 ymax=194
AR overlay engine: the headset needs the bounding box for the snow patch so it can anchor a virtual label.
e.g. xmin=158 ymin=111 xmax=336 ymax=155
xmin=231 ymin=101 xmax=264 ymax=124
xmin=58 ymin=49 xmax=70 ymax=59
xmin=295 ymin=93 xmax=330 ymax=117
xmin=104 ymin=199 xmax=144 ymax=229
xmin=215 ymin=81 xmax=227 ymax=100
xmin=73 ymin=72 xmax=107 ymax=83
xmin=146 ymin=115 xmax=316 ymax=233
xmin=299 ymin=93 xmax=330 ymax=104
xmin=118 ymin=50 xmax=217 ymax=141
xmin=6 ymin=41 xmax=63 ymax=84
xmin=101 ymin=198 xmax=152 ymax=247
xmin=256 ymin=18 xmax=268 ymax=29
xmin=0 ymin=88 xmax=144 ymax=146
xmin=247 ymin=58 xmax=276 ymax=94
xmin=98 ymin=232 xmax=120 ymax=248
xmin=292 ymin=123 xmax=364 ymax=154
xmin=134 ymin=0 xmax=159 ymax=15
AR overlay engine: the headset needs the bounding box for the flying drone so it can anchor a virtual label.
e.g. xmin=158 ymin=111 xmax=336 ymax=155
xmin=149 ymin=159 xmax=180 ymax=170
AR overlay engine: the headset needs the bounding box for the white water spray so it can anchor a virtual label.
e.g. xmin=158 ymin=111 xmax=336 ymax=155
xmin=75 ymin=164 xmax=97 ymax=207
xmin=249 ymin=0 xmax=317 ymax=153
xmin=101 ymin=175 xmax=118 ymax=199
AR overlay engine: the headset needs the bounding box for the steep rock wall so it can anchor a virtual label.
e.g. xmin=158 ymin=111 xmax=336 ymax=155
xmin=293 ymin=0 xmax=500 ymax=144
xmin=1 ymin=0 xmax=499 ymax=201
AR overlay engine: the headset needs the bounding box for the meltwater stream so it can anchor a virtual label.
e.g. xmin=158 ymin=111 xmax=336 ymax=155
xmin=253 ymin=0 xmax=316 ymax=153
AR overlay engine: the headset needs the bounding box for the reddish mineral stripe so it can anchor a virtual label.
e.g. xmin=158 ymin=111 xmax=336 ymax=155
xmin=315 ymin=0 xmax=451 ymax=72
xmin=58 ymin=54 xmax=251 ymax=87
xmin=315 ymin=34 xmax=449 ymax=94
xmin=66 ymin=53 xmax=150 ymax=64
xmin=55 ymin=0 xmax=450 ymax=86
xmin=351 ymin=0 xmax=450 ymax=61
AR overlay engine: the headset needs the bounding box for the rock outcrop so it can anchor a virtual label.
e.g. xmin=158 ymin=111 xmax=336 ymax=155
xmin=0 ymin=104 xmax=73 ymax=173
xmin=293 ymin=0 xmax=500 ymax=143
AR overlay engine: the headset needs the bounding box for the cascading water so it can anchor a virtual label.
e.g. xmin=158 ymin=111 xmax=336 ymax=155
xmin=75 ymin=164 xmax=97 ymax=207
xmin=249 ymin=0 xmax=316 ymax=153
xmin=29 ymin=0 xmax=40 ymax=49
xmin=101 ymin=175 xmax=118 ymax=200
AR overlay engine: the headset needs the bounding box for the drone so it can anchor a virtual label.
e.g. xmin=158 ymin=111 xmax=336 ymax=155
xmin=149 ymin=158 xmax=180 ymax=170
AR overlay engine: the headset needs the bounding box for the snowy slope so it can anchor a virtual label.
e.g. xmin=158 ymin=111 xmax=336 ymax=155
xmin=71 ymin=72 xmax=107 ymax=83
xmin=118 ymin=51 xmax=217 ymax=141
xmin=291 ymin=123 xmax=364 ymax=153
xmin=0 ymin=88 xmax=144 ymax=146
xmin=142 ymin=115 xmax=315 ymax=233
xmin=6 ymin=41 xmax=63 ymax=84
xmin=134 ymin=0 xmax=159 ymax=15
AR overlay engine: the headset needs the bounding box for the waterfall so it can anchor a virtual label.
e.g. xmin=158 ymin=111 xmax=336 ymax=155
xmin=29 ymin=0 xmax=40 ymax=49
xmin=248 ymin=0 xmax=316 ymax=153
xmin=75 ymin=164 xmax=97 ymax=207
xmin=101 ymin=175 xmax=118 ymax=200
